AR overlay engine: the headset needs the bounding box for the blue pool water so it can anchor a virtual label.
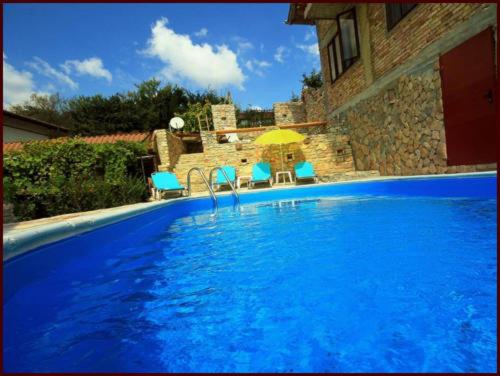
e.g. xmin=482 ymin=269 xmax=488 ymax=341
xmin=4 ymin=175 xmax=497 ymax=372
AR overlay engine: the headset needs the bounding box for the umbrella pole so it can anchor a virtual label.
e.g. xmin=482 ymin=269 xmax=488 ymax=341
xmin=280 ymin=143 xmax=284 ymax=171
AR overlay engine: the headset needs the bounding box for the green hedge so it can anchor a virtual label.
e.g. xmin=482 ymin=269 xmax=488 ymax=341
xmin=3 ymin=139 xmax=149 ymax=221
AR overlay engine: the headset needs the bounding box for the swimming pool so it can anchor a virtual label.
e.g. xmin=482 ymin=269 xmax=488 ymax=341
xmin=4 ymin=174 xmax=497 ymax=372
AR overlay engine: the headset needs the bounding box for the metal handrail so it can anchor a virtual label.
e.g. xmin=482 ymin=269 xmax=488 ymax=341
xmin=209 ymin=167 xmax=241 ymax=208
xmin=187 ymin=167 xmax=218 ymax=215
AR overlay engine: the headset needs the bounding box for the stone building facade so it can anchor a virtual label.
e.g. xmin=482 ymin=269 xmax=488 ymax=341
xmin=302 ymin=87 xmax=326 ymax=122
xmin=288 ymin=3 xmax=497 ymax=175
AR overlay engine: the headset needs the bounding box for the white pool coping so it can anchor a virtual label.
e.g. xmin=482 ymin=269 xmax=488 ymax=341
xmin=3 ymin=171 xmax=496 ymax=261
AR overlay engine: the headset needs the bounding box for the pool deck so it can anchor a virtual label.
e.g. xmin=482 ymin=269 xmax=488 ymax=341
xmin=3 ymin=171 xmax=496 ymax=261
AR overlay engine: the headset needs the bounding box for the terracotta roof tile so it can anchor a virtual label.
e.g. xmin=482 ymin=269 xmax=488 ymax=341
xmin=3 ymin=132 xmax=153 ymax=153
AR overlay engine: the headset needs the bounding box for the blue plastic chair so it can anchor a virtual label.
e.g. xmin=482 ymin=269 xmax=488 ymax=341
xmin=214 ymin=166 xmax=237 ymax=190
xmin=249 ymin=162 xmax=273 ymax=188
xmin=151 ymin=171 xmax=185 ymax=199
xmin=294 ymin=161 xmax=318 ymax=184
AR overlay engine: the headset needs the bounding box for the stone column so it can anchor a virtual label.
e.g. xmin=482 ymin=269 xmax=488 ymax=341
xmin=211 ymin=104 xmax=237 ymax=131
xmin=273 ymin=102 xmax=307 ymax=125
xmin=153 ymin=129 xmax=171 ymax=171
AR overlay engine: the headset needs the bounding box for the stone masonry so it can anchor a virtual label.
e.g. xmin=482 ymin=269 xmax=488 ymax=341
xmin=311 ymin=3 xmax=497 ymax=176
xmin=153 ymin=129 xmax=186 ymax=172
xmin=302 ymin=87 xmax=326 ymax=122
xmin=273 ymin=102 xmax=307 ymax=125
xmin=335 ymin=63 xmax=497 ymax=176
xmin=212 ymin=104 xmax=237 ymax=131
xmin=172 ymin=124 xmax=355 ymax=192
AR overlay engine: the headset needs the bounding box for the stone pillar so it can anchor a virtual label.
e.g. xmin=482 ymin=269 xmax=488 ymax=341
xmin=358 ymin=3 xmax=374 ymax=85
xmin=273 ymin=102 xmax=307 ymax=125
xmin=211 ymin=104 xmax=237 ymax=131
xmin=153 ymin=129 xmax=170 ymax=171
xmin=153 ymin=129 xmax=186 ymax=172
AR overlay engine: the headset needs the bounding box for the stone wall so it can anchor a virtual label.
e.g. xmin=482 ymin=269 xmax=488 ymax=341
xmin=319 ymin=50 xmax=367 ymax=110
xmin=302 ymin=87 xmax=326 ymax=122
xmin=189 ymin=126 xmax=354 ymax=183
xmin=172 ymin=126 xmax=353 ymax=192
xmin=212 ymin=104 xmax=237 ymax=130
xmin=153 ymin=129 xmax=186 ymax=171
xmin=273 ymin=102 xmax=307 ymax=125
xmin=166 ymin=132 xmax=186 ymax=170
xmin=334 ymin=63 xmax=496 ymax=176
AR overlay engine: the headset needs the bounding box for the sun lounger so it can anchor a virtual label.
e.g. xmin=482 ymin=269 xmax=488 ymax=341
xmin=151 ymin=171 xmax=186 ymax=199
xmin=249 ymin=162 xmax=273 ymax=189
xmin=294 ymin=161 xmax=319 ymax=184
xmin=214 ymin=166 xmax=237 ymax=191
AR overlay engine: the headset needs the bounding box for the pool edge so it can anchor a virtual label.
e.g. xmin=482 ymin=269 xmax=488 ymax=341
xmin=3 ymin=171 xmax=496 ymax=261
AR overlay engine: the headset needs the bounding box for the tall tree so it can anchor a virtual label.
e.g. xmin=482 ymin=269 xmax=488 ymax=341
xmin=9 ymin=93 xmax=74 ymax=127
xmin=9 ymin=79 xmax=226 ymax=136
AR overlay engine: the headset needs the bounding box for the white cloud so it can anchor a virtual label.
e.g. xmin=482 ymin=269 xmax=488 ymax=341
xmin=194 ymin=28 xmax=208 ymax=37
xmin=249 ymin=105 xmax=262 ymax=110
xmin=274 ymin=46 xmax=288 ymax=63
xmin=244 ymin=60 xmax=253 ymax=71
xmin=296 ymin=43 xmax=320 ymax=57
xmin=244 ymin=59 xmax=271 ymax=77
xmin=3 ymin=55 xmax=41 ymax=107
xmin=254 ymin=60 xmax=271 ymax=68
xmin=238 ymin=41 xmax=253 ymax=51
xmin=232 ymin=36 xmax=254 ymax=54
xmin=304 ymin=29 xmax=316 ymax=41
xmin=44 ymin=83 xmax=56 ymax=92
xmin=62 ymin=57 xmax=112 ymax=82
xmin=27 ymin=57 xmax=78 ymax=90
xmin=144 ymin=18 xmax=245 ymax=89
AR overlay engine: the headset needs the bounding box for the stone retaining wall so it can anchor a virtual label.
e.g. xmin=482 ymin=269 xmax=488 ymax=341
xmin=198 ymin=125 xmax=353 ymax=182
xmin=153 ymin=129 xmax=186 ymax=171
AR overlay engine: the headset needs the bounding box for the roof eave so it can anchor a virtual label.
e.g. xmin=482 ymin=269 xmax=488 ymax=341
xmin=3 ymin=110 xmax=71 ymax=132
xmin=286 ymin=3 xmax=315 ymax=25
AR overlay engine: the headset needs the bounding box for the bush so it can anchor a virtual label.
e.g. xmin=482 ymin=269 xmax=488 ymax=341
xmin=302 ymin=69 xmax=323 ymax=89
xmin=290 ymin=91 xmax=300 ymax=102
xmin=3 ymin=139 xmax=149 ymax=221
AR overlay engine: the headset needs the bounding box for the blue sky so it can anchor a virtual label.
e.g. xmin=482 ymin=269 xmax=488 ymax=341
xmin=3 ymin=3 xmax=320 ymax=110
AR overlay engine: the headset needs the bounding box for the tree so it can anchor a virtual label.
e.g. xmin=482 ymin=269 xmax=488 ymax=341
xmin=290 ymin=91 xmax=300 ymax=102
xmin=301 ymin=69 xmax=323 ymax=89
xmin=9 ymin=93 xmax=74 ymax=127
xmin=9 ymin=79 xmax=226 ymax=136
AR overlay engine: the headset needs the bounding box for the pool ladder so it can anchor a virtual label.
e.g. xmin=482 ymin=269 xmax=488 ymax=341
xmin=186 ymin=167 xmax=240 ymax=216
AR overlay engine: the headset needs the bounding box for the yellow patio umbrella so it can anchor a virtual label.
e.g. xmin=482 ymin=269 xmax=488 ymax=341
xmin=254 ymin=129 xmax=305 ymax=171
